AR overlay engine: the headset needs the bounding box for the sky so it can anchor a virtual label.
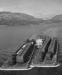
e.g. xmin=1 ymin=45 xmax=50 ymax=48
xmin=0 ymin=0 xmax=62 ymax=19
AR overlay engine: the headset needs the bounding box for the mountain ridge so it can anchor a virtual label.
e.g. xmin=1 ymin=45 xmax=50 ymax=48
xmin=0 ymin=12 xmax=62 ymax=25
xmin=0 ymin=11 xmax=44 ymax=26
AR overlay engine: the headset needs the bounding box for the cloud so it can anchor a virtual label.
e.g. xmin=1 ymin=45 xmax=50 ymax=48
xmin=0 ymin=0 xmax=62 ymax=19
xmin=0 ymin=8 xmax=4 ymax=11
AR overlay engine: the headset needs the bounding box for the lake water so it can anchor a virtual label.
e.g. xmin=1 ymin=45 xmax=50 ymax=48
xmin=0 ymin=23 xmax=62 ymax=50
xmin=0 ymin=25 xmax=44 ymax=50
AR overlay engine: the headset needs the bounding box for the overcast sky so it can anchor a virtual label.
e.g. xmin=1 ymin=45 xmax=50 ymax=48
xmin=0 ymin=0 xmax=62 ymax=19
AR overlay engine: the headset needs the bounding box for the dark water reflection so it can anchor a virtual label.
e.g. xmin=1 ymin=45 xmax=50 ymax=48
xmin=0 ymin=67 xmax=62 ymax=75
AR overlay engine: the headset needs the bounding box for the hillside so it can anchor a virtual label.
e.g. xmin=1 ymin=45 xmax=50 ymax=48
xmin=0 ymin=12 xmax=62 ymax=25
xmin=0 ymin=12 xmax=44 ymax=26
xmin=49 ymin=15 xmax=62 ymax=23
